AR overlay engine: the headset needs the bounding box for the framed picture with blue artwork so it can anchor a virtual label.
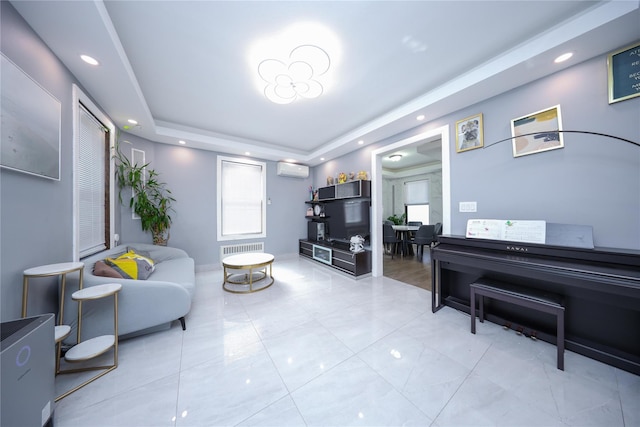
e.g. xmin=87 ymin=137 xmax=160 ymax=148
xmin=608 ymin=41 xmax=640 ymax=104
xmin=511 ymin=105 xmax=563 ymax=158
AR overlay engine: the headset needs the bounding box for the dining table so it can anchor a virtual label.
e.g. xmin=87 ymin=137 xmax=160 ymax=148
xmin=391 ymin=225 xmax=420 ymax=256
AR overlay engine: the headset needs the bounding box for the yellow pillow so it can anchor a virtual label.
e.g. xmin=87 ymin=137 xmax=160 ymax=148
xmin=105 ymin=250 xmax=155 ymax=280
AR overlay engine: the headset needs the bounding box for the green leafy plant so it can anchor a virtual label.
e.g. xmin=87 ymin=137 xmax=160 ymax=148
xmin=387 ymin=213 xmax=406 ymax=225
xmin=114 ymin=143 xmax=175 ymax=245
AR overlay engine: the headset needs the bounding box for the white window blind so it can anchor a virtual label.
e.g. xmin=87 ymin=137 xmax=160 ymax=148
xmin=218 ymin=157 xmax=266 ymax=239
xmin=78 ymin=104 xmax=107 ymax=257
xmin=404 ymin=179 xmax=429 ymax=205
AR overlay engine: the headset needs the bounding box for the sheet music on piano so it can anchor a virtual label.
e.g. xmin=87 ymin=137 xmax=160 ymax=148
xmin=466 ymin=219 xmax=546 ymax=244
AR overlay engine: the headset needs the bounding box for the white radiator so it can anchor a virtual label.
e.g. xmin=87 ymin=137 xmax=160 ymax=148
xmin=220 ymin=242 xmax=264 ymax=262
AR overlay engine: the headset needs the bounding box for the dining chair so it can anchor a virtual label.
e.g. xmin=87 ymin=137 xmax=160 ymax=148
xmin=412 ymin=224 xmax=436 ymax=261
xmin=406 ymin=221 xmax=423 ymax=241
xmin=383 ymin=224 xmax=402 ymax=259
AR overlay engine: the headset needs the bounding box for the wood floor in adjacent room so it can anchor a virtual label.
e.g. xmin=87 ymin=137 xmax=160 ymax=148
xmin=383 ymin=249 xmax=432 ymax=291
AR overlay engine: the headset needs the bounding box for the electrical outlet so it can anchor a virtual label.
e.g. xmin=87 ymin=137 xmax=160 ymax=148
xmin=459 ymin=201 xmax=477 ymax=212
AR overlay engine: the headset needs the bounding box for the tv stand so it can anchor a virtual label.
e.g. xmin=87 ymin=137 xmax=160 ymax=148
xmin=299 ymin=239 xmax=371 ymax=277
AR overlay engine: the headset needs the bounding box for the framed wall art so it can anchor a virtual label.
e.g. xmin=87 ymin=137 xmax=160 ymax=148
xmin=455 ymin=113 xmax=483 ymax=153
xmin=608 ymin=41 xmax=640 ymax=104
xmin=1 ymin=53 xmax=61 ymax=180
xmin=511 ymin=105 xmax=563 ymax=158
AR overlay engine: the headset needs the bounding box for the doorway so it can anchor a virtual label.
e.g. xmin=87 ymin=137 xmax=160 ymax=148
xmin=370 ymin=125 xmax=451 ymax=278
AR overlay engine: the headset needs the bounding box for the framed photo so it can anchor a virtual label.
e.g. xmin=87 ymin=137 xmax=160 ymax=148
xmin=455 ymin=113 xmax=483 ymax=153
xmin=1 ymin=53 xmax=61 ymax=180
xmin=608 ymin=41 xmax=640 ymax=104
xmin=511 ymin=105 xmax=563 ymax=158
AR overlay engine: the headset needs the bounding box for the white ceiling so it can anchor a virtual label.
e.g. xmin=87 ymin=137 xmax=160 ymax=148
xmin=10 ymin=1 xmax=640 ymax=167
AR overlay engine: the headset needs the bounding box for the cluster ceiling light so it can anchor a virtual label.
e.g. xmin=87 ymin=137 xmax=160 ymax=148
xmin=389 ymin=154 xmax=403 ymax=162
xmin=250 ymin=22 xmax=340 ymax=105
xmin=258 ymin=45 xmax=330 ymax=104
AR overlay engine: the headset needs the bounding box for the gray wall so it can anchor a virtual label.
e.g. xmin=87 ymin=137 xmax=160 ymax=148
xmin=449 ymin=55 xmax=639 ymax=249
xmin=117 ymin=133 xmax=311 ymax=269
xmin=311 ymin=55 xmax=640 ymax=249
xmin=1 ymin=2 xmax=83 ymax=320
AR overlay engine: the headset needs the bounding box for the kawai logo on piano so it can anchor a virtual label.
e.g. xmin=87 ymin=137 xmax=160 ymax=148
xmin=506 ymin=245 xmax=529 ymax=252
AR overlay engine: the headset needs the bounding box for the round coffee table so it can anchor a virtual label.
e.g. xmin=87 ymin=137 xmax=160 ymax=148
xmin=222 ymin=253 xmax=274 ymax=293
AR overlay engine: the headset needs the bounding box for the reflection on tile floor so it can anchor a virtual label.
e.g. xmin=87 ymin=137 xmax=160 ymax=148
xmin=54 ymin=256 xmax=639 ymax=426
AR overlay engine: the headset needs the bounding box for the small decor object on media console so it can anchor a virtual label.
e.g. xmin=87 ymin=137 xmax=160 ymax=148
xmin=338 ymin=172 xmax=347 ymax=184
xmin=455 ymin=113 xmax=484 ymax=153
xmin=357 ymin=170 xmax=368 ymax=180
xmin=1 ymin=54 xmax=61 ymax=180
xmin=607 ymin=41 xmax=640 ymax=104
xmin=327 ymin=176 xmax=334 ymax=185
xmin=511 ymin=105 xmax=564 ymax=158
xmin=349 ymin=235 xmax=365 ymax=253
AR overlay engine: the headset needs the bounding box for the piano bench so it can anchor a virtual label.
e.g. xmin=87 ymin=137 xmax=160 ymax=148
xmin=470 ymin=279 xmax=565 ymax=371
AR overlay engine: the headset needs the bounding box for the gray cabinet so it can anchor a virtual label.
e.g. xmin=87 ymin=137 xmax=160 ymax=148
xmin=318 ymin=180 xmax=370 ymax=201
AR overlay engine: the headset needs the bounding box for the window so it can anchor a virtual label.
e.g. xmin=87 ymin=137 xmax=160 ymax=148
xmin=217 ymin=156 xmax=266 ymax=240
xmin=73 ymin=85 xmax=115 ymax=260
xmin=404 ymin=179 xmax=430 ymax=224
xmin=406 ymin=204 xmax=430 ymax=225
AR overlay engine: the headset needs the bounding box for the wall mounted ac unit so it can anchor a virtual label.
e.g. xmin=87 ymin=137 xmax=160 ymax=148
xmin=276 ymin=162 xmax=309 ymax=178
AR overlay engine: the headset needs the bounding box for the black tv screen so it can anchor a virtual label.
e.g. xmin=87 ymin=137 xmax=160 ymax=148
xmin=324 ymin=200 xmax=370 ymax=241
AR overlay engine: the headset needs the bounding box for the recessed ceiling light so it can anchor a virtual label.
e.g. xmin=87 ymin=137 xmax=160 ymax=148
xmin=127 ymin=119 xmax=138 ymax=125
xmin=358 ymin=140 xmax=364 ymax=145
xmin=389 ymin=154 xmax=402 ymax=161
xmin=416 ymin=114 xmax=425 ymax=121
xmin=80 ymin=54 xmax=99 ymax=66
xmin=554 ymin=52 xmax=573 ymax=63
xmin=320 ymin=157 xmax=325 ymax=161
xmin=178 ymin=140 xmax=186 ymax=145
xmin=245 ymin=151 xmax=251 ymax=156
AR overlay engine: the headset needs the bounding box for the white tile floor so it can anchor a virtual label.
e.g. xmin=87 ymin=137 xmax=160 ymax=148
xmin=54 ymin=256 xmax=639 ymax=426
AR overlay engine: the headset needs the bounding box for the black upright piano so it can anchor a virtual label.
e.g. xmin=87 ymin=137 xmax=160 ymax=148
xmin=431 ymin=235 xmax=640 ymax=375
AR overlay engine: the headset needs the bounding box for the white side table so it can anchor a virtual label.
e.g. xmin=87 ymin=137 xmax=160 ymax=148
xmin=56 ymin=283 xmax=121 ymax=401
xmin=22 ymin=261 xmax=84 ymax=374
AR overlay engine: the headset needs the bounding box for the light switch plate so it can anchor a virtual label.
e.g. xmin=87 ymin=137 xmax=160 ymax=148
xmin=459 ymin=201 xmax=477 ymax=212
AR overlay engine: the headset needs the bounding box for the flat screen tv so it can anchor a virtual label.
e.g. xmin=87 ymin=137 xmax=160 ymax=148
xmin=324 ymin=199 xmax=370 ymax=242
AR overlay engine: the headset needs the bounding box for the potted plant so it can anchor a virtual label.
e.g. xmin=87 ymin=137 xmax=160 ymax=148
xmin=387 ymin=213 xmax=406 ymax=225
xmin=114 ymin=143 xmax=175 ymax=245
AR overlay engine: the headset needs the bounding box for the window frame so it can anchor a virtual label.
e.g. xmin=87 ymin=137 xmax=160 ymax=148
xmin=72 ymin=84 xmax=116 ymax=261
xmin=216 ymin=155 xmax=267 ymax=241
